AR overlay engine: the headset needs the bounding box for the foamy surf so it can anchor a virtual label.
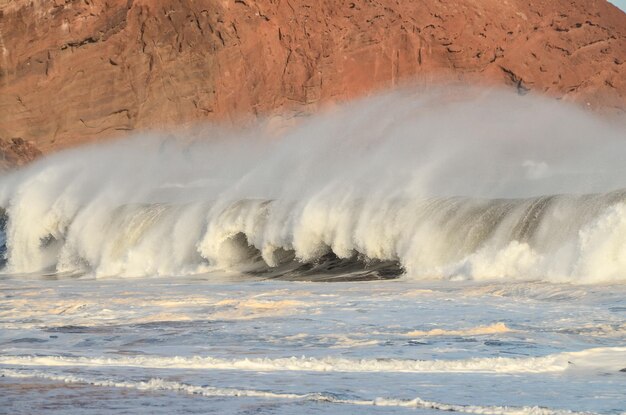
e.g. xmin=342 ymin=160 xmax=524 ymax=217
xmin=0 ymin=369 xmax=592 ymax=415
xmin=1 ymin=260 xmax=624 ymax=413
xmin=2 ymin=347 xmax=624 ymax=374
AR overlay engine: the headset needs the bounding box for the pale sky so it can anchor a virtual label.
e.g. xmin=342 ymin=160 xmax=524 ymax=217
xmin=609 ymin=0 xmax=626 ymax=11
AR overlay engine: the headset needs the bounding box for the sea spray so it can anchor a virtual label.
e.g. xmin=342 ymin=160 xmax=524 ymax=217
xmin=1 ymin=87 xmax=625 ymax=282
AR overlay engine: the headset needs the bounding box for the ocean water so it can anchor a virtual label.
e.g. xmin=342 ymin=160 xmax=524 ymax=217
xmin=1 ymin=277 xmax=625 ymax=414
xmin=1 ymin=88 xmax=626 ymax=413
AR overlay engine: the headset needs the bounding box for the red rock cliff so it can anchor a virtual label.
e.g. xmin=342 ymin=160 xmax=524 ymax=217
xmin=0 ymin=0 xmax=625 ymax=161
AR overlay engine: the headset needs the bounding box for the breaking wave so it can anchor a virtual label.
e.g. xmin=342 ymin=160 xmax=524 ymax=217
xmin=1 ymin=88 xmax=626 ymax=283
xmin=2 ymin=347 xmax=624 ymax=374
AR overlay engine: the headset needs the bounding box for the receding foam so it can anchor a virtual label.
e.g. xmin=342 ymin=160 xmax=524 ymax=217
xmin=0 ymin=368 xmax=591 ymax=414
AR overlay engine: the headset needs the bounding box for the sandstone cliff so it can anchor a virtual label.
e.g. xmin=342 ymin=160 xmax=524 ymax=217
xmin=0 ymin=0 xmax=625 ymax=165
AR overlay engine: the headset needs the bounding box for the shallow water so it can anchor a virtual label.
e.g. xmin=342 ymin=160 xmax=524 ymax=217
xmin=1 ymin=275 xmax=625 ymax=414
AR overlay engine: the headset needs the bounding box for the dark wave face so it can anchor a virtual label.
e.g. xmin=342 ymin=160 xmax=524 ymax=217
xmin=1 ymin=87 xmax=626 ymax=283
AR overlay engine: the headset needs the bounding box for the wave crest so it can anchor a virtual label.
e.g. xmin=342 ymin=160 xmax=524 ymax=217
xmin=1 ymin=88 xmax=626 ymax=283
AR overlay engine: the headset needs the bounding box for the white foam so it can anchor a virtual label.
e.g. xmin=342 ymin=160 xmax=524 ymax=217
xmin=1 ymin=347 xmax=623 ymax=374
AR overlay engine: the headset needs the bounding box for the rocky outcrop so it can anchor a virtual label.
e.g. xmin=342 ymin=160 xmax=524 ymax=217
xmin=0 ymin=0 xmax=625 ymax=161
xmin=0 ymin=137 xmax=42 ymax=170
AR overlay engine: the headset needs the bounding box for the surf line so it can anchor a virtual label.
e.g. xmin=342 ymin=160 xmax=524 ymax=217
xmin=0 ymin=369 xmax=591 ymax=415
xmin=0 ymin=353 xmax=570 ymax=374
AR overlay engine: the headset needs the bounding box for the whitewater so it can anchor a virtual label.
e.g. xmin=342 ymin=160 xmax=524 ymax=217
xmin=1 ymin=88 xmax=625 ymax=414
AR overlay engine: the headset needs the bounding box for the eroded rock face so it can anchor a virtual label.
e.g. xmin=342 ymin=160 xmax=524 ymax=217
xmin=0 ymin=0 xmax=625 ymax=162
